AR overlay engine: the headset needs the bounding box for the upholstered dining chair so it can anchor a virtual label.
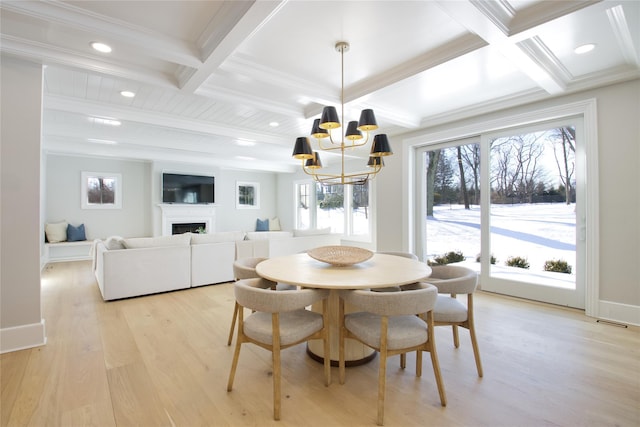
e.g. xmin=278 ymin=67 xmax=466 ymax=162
xmin=227 ymin=257 xmax=270 ymax=345
xmin=226 ymin=278 xmax=330 ymax=421
xmin=373 ymin=251 xmax=420 ymax=292
xmin=424 ymin=264 xmax=483 ymax=377
xmin=228 ymin=258 xmax=298 ymax=345
xmin=376 ymin=251 xmax=419 ymax=260
xmin=338 ymin=283 xmax=446 ymax=426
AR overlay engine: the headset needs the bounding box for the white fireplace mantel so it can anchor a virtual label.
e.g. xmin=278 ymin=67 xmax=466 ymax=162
xmin=159 ymin=204 xmax=216 ymax=236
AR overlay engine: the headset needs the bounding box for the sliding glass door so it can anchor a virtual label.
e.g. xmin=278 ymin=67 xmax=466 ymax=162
xmin=417 ymin=118 xmax=585 ymax=309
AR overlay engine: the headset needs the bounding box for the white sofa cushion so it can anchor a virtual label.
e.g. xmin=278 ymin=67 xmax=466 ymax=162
xmin=245 ymin=231 xmax=293 ymax=240
xmin=97 ymin=244 xmax=191 ymax=300
xmin=191 ymin=241 xmax=236 ymax=286
xmin=293 ymin=227 xmax=332 ymax=237
xmin=123 ymin=233 xmax=191 ymax=249
xmin=191 ymin=231 xmax=245 ymax=244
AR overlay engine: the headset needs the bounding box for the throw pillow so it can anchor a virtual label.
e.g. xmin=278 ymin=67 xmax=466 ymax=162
xmin=67 ymin=223 xmax=87 ymax=242
xmin=104 ymin=236 xmax=125 ymax=250
xmin=256 ymin=218 xmax=269 ymax=231
xmin=269 ymin=217 xmax=281 ymax=231
xmin=45 ymin=221 xmax=68 ymax=243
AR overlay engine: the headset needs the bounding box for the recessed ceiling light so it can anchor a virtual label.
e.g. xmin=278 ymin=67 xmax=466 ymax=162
xmin=90 ymin=42 xmax=112 ymax=53
xmin=120 ymin=90 xmax=135 ymax=98
xmin=269 ymin=122 xmax=279 ymax=127
xmin=87 ymin=138 xmax=118 ymax=145
xmin=89 ymin=117 xmax=121 ymax=126
xmin=235 ymin=139 xmax=256 ymax=146
xmin=574 ymin=44 xmax=595 ymax=54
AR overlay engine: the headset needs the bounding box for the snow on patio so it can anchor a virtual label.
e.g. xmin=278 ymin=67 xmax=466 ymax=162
xmin=426 ymin=203 xmax=576 ymax=289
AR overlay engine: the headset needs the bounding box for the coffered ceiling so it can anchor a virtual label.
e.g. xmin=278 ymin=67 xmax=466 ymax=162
xmin=1 ymin=0 xmax=638 ymax=173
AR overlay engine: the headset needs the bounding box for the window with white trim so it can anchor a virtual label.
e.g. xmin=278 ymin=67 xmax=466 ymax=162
xmin=295 ymin=180 xmax=372 ymax=239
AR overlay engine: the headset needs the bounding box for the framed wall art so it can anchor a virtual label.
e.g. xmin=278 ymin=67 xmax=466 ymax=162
xmin=236 ymin=181 xmax=260 ymax=209
xmin=81 ymin=171 xmax=122 ymax=209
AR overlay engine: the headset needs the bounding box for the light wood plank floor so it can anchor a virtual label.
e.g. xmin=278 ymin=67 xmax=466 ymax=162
xmin=2 ymin=261 xmax=639 ymax=426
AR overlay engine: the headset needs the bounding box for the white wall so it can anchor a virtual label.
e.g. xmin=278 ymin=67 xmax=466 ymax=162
xmin=384 ymin=79 xmax=639 ymax=322
xmin=46 ymin=155 xmax=151 ymax=239
xmin=44 ymin=158 xmax=280 ymax=238
xmin=215 ymin=169 xmax=278 ymax=232
xmin=373 ymin=142 xmax=404 ymax=252
xmin=0 ymin=56 xmax=46 ymax=352
xmin=149 ymin=161 xmax=278 ymax=235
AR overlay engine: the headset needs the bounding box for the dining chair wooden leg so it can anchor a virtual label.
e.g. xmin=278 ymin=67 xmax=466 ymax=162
xmin=427 ymin=312 xmax=447 ymax=407
xmin=272 ymin=314 xmax=282 ymax=421
xmin=467 ymin=294 xmax=483 ymax=377
xmin=429 ymin=347 xmax=447 ymax=407
xmin=449 ymin=293 xmax=460 ymax=348
xmin=416 ymin=350 xmax=423 ymax=377
xmin=226 ymin=332 xmax=242 ymax=392
xmin=322 ymin=299 xmax=331 ymax=386
xmin=452 ymin=324 xmax=460 ymax=348
xmin=339 ymin=298 xmax=347 ymax=384
xmin=469 ymin=324 xmax=483 ymax=377
xmin=227 ymin=302 xmax=239 ymax=346
xmin=377 ymin=318 xmax=389 ymax=426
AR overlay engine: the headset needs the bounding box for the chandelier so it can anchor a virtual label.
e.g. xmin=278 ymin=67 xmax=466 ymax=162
xmin=292 ymin=41 xmax=393 ymax=185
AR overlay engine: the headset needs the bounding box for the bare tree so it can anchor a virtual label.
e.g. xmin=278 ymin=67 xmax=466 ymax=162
xmin=457 ymin=146 xmax=470 ymax=209
xmin=550 ymin=126 xmax=576 ymax=204
xmin=460 ymin=143 xmax=480 ymax=204
xmin=491 ymin=133 xmax=545 ymax=203
xmin=426 ymin=149 xmax=441 ymax=216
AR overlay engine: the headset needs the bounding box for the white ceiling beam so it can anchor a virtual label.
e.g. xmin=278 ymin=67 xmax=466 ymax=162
xmin=44 ymin=137 xmax=296 ymax=173
xmin=1 ymin=35 xmax=176 ymax=88
xmin=342 ymin=33 xmax=488 ymax=106
xmin=195 ymin=84 xmax=302 ymax=117
xmin=508 ymin=0 xmax=602 ymax=36
xmin=607 ymin=4 xmax=639 ymax=67
xmin=44 ymin=95 xmax=287 ymax=147
xmin=435 ymin=0 xmax=568 ymax=94
xmin=0 ymin=0 xmax=202 ymax=68
xmin=178 ymin=0 xmax=288 ymax=93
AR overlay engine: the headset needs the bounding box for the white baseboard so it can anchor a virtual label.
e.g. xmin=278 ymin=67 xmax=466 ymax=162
xmin=0 ymin=319 xmax=47 ymax=354
xmin=597 ymin=300 xmax=640 ymax=327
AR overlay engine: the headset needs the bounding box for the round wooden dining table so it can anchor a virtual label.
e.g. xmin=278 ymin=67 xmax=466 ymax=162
xmin=256 ymin=252 xmax=431 ymax=365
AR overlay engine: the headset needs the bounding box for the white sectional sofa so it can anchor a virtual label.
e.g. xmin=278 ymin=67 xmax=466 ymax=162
xmin=236 ymin=228 xmax=340 ymax=258
xmin=190 ymin=231 xmax=245 ymax=287
xmin=94 ymin=229 xmax=341 ymax=301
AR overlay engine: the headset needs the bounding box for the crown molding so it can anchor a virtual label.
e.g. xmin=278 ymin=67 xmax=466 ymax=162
xmin=607 ymin=4 xmax=639 ymax=66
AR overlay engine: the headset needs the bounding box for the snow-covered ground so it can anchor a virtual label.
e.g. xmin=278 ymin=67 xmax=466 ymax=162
xmin=426 ymin=203 xmax=576 ymax=288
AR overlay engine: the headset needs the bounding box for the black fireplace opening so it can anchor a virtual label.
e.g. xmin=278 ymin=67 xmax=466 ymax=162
xmin=172 ymin=222 xmax=206 ymax=235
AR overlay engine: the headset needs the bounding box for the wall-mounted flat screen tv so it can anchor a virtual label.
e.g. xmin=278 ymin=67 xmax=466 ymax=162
xmin=162 ymin=173 xmax=214 ymax=204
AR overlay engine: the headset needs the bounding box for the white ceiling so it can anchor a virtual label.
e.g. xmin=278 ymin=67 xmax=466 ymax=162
xmin=1 ymin=0 xmax=638 ymax=173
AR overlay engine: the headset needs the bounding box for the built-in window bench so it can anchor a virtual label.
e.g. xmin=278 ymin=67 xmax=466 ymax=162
xmin=45 ymin=241 xmax=93 ymax=263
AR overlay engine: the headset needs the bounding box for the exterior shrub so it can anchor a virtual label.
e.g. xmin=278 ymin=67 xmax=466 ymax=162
xmin=476 ymin=253 xmax=497 ymax=264
xmin=429 ymin=250 xmax=465 ymax=265
xmin=544 ymin=259 xmax=572 ymax=274
xmin=506 ymin=256 xmax=530 ymax=269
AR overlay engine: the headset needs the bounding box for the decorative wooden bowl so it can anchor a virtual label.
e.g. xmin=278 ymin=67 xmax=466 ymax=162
xmin=307 ymin=245 xmax=373 ymax=266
